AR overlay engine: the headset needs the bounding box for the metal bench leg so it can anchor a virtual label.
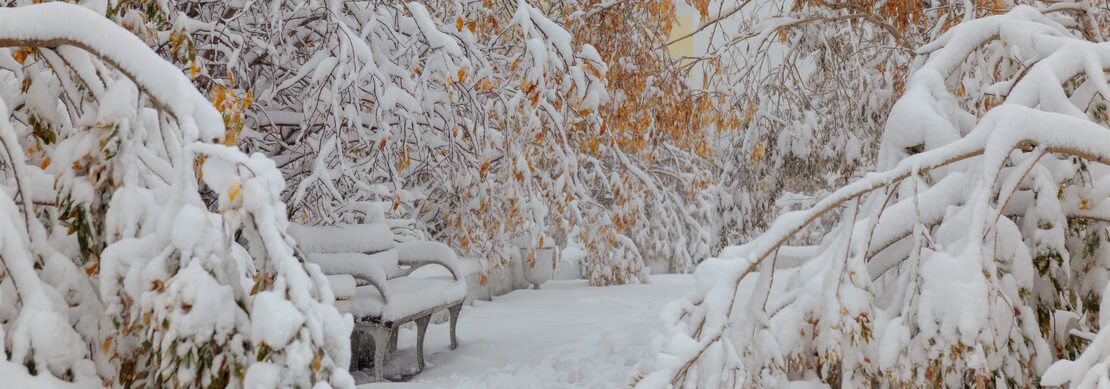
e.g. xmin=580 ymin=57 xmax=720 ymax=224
xmin=351 ymin=327 xmax=367 ymax=370
xmin=415 ymin=316 xmax=431 ymax=372
xmin=368 ymin=325 xmax=391 ymax=382
xmin=448 ymin=304 xmax=462 ymax=350
xmin=388 ymin=330 xmax=398 ymax=353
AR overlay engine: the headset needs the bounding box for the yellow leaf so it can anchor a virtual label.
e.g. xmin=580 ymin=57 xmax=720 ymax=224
xmin=750 ymin=143 xmax=766 ymax=161
xmin=194 ymin=154 xmax=206 ymax=182
xmin=744 ymin=101 xmax=757 ymax=126
xmin=1080 ymin=198 xmax=1090 ymax=211
xmin=456 ymin=16 xmax=464 ymax=32
xmin=311 ymin=351 xmax=322 ymax=372
xmin=228 ymin=180 xmax=241 ymax=203
xmin=457 ymin=67 xmax=467 ymax=83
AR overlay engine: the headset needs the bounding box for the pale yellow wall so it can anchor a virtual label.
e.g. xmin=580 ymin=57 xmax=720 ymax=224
xmin=668 ymin=8 xmax=699 ymax=85
xmin=668 ymin=14 xmax=696 ymax=59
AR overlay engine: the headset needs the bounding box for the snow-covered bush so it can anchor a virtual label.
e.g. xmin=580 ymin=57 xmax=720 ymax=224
xmin=0 ymin=3 xmax=351 ymax=387
xmin=641 ymin=4 xmax=1110 ymax=387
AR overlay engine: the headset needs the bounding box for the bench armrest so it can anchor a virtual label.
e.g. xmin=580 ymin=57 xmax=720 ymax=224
xmin=395 ymin=241 xmax=464 ymax=282
xmin=307 ymin=252 xmax=390 ymax=304
xmin=349 ymin=273 xmax=389 ymax=305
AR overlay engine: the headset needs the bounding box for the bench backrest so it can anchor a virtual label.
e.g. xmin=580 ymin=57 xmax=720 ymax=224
xmin=288 ymin=222 xmax=395 ymax=254
xmin=289 ymin=222 xmax=403 ymax=281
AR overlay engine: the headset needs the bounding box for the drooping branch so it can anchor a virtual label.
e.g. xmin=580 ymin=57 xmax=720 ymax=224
xmin=0 ymin=2 xmax=224 ymax=141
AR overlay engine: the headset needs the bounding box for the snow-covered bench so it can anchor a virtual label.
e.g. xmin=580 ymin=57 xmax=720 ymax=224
xmin=289 ymin=221 xmax=466 ymax=381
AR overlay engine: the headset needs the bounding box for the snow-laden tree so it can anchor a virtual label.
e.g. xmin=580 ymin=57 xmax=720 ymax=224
xmin=547 ymin=0 xmax=728 ymax=276
xmin=640 ymin=4 xmax=1110 ymax=387
xmin=0 ymin=3 xmax=352 ymax=387
xmin=684 ymin=0 xmax=947 ymax=245
xmin=148 ymin=0 xmax=700 ymax=284
xmin=183 ymin=0 xmax=614 ymax=281
xmin=89 ymin=0 xmax=727 ymax=284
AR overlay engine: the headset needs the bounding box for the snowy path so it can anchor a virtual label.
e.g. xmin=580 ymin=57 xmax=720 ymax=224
xmin=358 ymin=274 xmax=693 ymax=389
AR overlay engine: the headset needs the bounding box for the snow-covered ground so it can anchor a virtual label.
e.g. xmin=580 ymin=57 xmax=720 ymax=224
xmin=358 ymin=274 xmax=693 ymax=389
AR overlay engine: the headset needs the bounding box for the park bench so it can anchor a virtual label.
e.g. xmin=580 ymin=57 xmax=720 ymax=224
xmin=289 ymin=215 xmax=466 ymax=381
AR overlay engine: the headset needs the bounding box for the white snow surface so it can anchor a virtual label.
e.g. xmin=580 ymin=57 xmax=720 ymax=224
xmin=357 ymin=274 xmax=693 ymax=388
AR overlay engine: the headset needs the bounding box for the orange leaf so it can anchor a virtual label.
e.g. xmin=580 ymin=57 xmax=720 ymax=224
xmin=479 ymin=159 xmax=491 ymax=178
xmin=223 ymin=132 xmax=238 ymax=146
xmin=12 ymin=48 xmax=32 ymax=64
xmin=194 ymin=154 xmax=206 ymax=181
xmin=456 ymin=16 xmax=464 ymax=32
xmin=84 ymin=261 xmax=98 ymax=276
